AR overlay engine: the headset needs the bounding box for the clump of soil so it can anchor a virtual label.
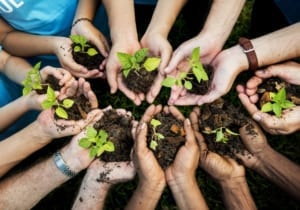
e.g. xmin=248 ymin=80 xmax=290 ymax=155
xmin=257 ymin=77 xmax=300 ymax=108
xmin=55 ymin=94 xmax=93 ymax=121
xmin=36 ymin=74 xmax=61 ymax=95
xmin=93 ymin=109 xmax=134 ymax=162
xmin=72 ymin=42 xmax=104 ymax=70
xmin=147 ymin=112 xmax=186 ymax=170
xmin=198 ymin=98 xmax=249 ymax=159
xmin=123 ymin=68 xmax=157 ymax=94
xmin=187 ymin=65 xmax=213 ymax=95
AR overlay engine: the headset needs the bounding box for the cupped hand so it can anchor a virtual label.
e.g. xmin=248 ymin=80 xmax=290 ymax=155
xmin=235 ymin=120 xmax=269 ymax=170
xmin=141 ymin=32 xmax=172 ymax=103
xmin=105 ymin=40 xmax=144 ymax=105
xmin=190 ymin=107 xmax=245 ymax=183
xmin=165 ymin=118 xmax=200 ymax=183
xmin=237 ymin=84 xmax=300 ymax=134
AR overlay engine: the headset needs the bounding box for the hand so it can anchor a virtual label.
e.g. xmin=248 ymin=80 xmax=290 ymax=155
xmin=36 ymin=108 xmax=103 ymax=141
xmin=235 ymin=120 xmax=269 ymax=170
xmin=105 ymin=39 xmax=144 ymax=105
xmin=190 ymin=107 xmax=245 ymax=184
xmin=168 ymin=46 xmax=245 ymax=105
xmin=164 ymin=34 xmax=221 ymax=74
xmin=165 ymin=118 xmax=200 ymax=183
xmin=141 ymin=32 xmax=172 ymax=103
xmin=58 ymin=77 xmax=98 ymax=109
xmin=132 ymin=104 xmax=165 ymax=186
xmin=86 ymin=159 xmax=136 ymax=184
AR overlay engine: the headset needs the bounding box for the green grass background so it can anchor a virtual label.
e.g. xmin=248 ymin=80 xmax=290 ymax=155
xmin=16 ymin=0 xmax=299 ymax=209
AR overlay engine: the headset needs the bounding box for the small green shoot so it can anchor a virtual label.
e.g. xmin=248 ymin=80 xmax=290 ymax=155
xmin=149 ymin=118 xmax=165 ymax=150
xmin=117 ymin=48 xmax=161 ymax=78
xmin=70 ymin=34 xmax=98 ymax=56
xmin=203 ymin=127 xmax=239 ymax=144
xmin=261 ymin=87 xmax=295 ymax=117
xmin=41 ymin=86 xmax=74 ymax=119
xmin=79 ymin=126 xmax=115 ymax=158
xmin=162 ymin=47 xmax=208 ymax=90
xmin=22 ymin=61 xmax=43 ymax=95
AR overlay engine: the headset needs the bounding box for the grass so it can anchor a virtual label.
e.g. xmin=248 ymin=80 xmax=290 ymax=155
xmin=18 ymin=1 xmax=300 ymax=209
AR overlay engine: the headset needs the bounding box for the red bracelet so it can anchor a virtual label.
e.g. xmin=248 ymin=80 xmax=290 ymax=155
xmin=238 ymin=37 xmax=259 ymax=71
xmin=72 ymin=18 xmax=92 ymax=28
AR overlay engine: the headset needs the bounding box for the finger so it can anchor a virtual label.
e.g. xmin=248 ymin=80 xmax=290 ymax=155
xmin=164 ymin=49 xmax=186 ymax=74
xmin=135 ymin=122 xmax=148 ymax=153
xmin=246 ymin=76 xmax=263 ymax=90
xmin=131 ymin=120 xmax=139 ymax=140
xmin=118 ymin=76 xmax=142 ymax=106
xmin=238 ymin=92 xmax=259 ymax=116
xmin=184 ymin=119 xmax=196 ymax=146
xmin=106 ymin=65 xmax=119 ymax=94
xmin=168 ymin=105 xmax=185 ymax=121
xmin=172 ymin=94 xmax=201 ymax=106
xmin=189 ymin=109 xmax=199 ymax=131
xmin=140 ymin=104 xmax=162 ymax=123
xmin=146 ymin=72 xmax=164 ymax=104
xmin=168 ymin=85 xmax=185 ymax=105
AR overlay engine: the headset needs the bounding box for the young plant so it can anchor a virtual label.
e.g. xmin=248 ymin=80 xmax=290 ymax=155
xmin=41 ymin=86 xmax=74 ymax=119
xmin=79 ymin=126 xmax=115 ymax=158
xmin=162 ymin=47 xmax=208 ymax=90
xmin=261 ymin=87 xmax=295 ymax=117
xmin=117 ymin=48 xmax=161 ymax=78
xmin=22 ymin=61 xmax=43 ymax=95
xmin=203 ymin=127 xmax=239 ymax=144
xmin=70 ymin=34 xmax=98 ymax=56
xmin=149 ymin=118 xmax=165 ymax=150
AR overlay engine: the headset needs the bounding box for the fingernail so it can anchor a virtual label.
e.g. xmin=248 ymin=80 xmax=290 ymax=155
xmin=186 ymin=119 xmax=191 ymax=126
xmin=253 ymin=113 xmax=261 ymax=121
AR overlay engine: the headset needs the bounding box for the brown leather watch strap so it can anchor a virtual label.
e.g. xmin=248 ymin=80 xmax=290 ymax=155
xmin=238 ymin=37 xmax=258 ymax=71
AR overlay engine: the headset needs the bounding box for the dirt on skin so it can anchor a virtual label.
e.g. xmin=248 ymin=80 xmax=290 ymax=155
xmin=93 ymin=109 xmax=134 ymax=162
xmin=198 ymin=98 xmax=249 ymax=159
xmin=123 ymin=67 xmax=157 ymax=94
xmin=147 ymin=112 xmax=186 ymax=170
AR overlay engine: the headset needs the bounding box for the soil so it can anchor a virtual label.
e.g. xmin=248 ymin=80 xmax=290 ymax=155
xmin=198 ymin=98 xmax=249 ymax=159
xmin=147 ymin=112 xmax=186 ymax=170
xmin=123 ymin=67 xmax=158 ymax=94
xmin=257 ymin=77 xmax=300 ymax=108
xmin=187 ymin=65 xmax=213 ymax=95
xmin=55 ymin=94 xmax=93 ymax=121
xmin=72 ymin=42 xmax=104 ymax=70
xmin=93 ymin=109 xmax=134 ymax=162
xmin=36 ymin=74 xmax=61 ymax=95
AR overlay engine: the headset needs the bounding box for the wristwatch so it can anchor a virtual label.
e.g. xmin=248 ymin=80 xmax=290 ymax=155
xmin=238 ymin=37 xmax=259 ymax=71
xmin=53 ymin=151 xmax=77 ymax=178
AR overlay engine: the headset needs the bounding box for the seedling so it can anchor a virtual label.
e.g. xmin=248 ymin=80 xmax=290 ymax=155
xmin=203 ymin=127 xmax=239 ymax=144
xmin=149 ymin=118 xmax=165 ymax=150
xmin=162 ymin=47 xmax=208 ymax=90
xmin=22 ymin=61 xmax=43 ymax=95
xmin=261 ymin=87 xmax=295 ymax=117
xmin=41 ymin=86 xmax=74 ymax=119
xmin=117 ymin=48 xmax=161 ymax=78
xmin=70 ymin=34 xmax=98 ymax=56
xmin=79 ymin=126 xmax=115 ymax=158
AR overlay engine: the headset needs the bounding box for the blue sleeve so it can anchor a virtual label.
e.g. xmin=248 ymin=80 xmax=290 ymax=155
xmin=0 ymin=45 xmax=2 ymax=52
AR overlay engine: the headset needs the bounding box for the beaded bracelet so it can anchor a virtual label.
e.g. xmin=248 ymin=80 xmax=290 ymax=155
xmin=72 ymin=18 xmax=92 ymax=28
xmin=53 ymin=151 xmax=77 ymax=178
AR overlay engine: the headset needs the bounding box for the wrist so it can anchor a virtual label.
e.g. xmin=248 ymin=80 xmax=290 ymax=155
xmin=219 ymin=176 xmax=247 ymax=189
xmin=168 ymin=175 xmax=197 ymax=193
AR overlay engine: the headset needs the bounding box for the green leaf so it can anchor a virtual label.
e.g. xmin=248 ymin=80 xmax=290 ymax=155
xmin=63 ymin=99 xmax=74 ymax=108
xmin=74 ymin=45 xmax=81 ymax=52
xmin=70 ymin=34 xmax=87 ymax=45
xmin=90 ymin=147 xmax=98 ymax=158
xmin=87 ymin=48 xmax=98 ymax=56
xmin=134 ymin=48 xmax=148 ymax=63
xmin=261 ymin=102 xmax=273 ymax=113
xmin=156 ymin=133 xmax=164 ymax=140
xmin=150 ymin=140 xmax=158 ymax=150
xmin=179 ymin=72 xmax=187 ymax=80
xmin=79 ymin=138 xmax=92 ymax=148
xmin=103 ymin=141 xmax=115 ymax=152
xmin=193 ymin=64 xmax=208 ymax=82
xmin=55 ymin=107 xmax=68 ymax=119
xmin=273 ymin=88 xmax=286 ymax=103
xmin=151 ymin=119 xmax=162 ymax=127
xmin=117 ymin=52 xmax=132 ymax=69
xmin=225 ymin=128 xmax=239 ymax=136
xmin=46 ymin=86 xmax=56 ymax=101
xmin=216 ymin=130 xmax=224 ymax=142
xmin=86 ymin=126 xmax=97 ymax=138
xmin=281 ymin=100 xmax=295 ymax=109
xmin=99 ymin=129 xmax=108 ymax=142
xmin=123 ymin=68 xmax=131 ymax=78
xmin=191 ymin=47 xmax=200 ymax=63
xmin=22 ymin=86 xmax=32 ymax=96
xmin=162 ymin=77 xmax=176 ymax=87
xmin=96 ymin=147 xmax=105 ymax=157
xmin=41 ymin=100 xmax=54 ymax=109
xmin=143 ymin=57 xmax=161 ymax=71
xmin=184 ymin=80 xmax=192 ymax=90
xmin=272 ymin=103 xmax=282 ymax=117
